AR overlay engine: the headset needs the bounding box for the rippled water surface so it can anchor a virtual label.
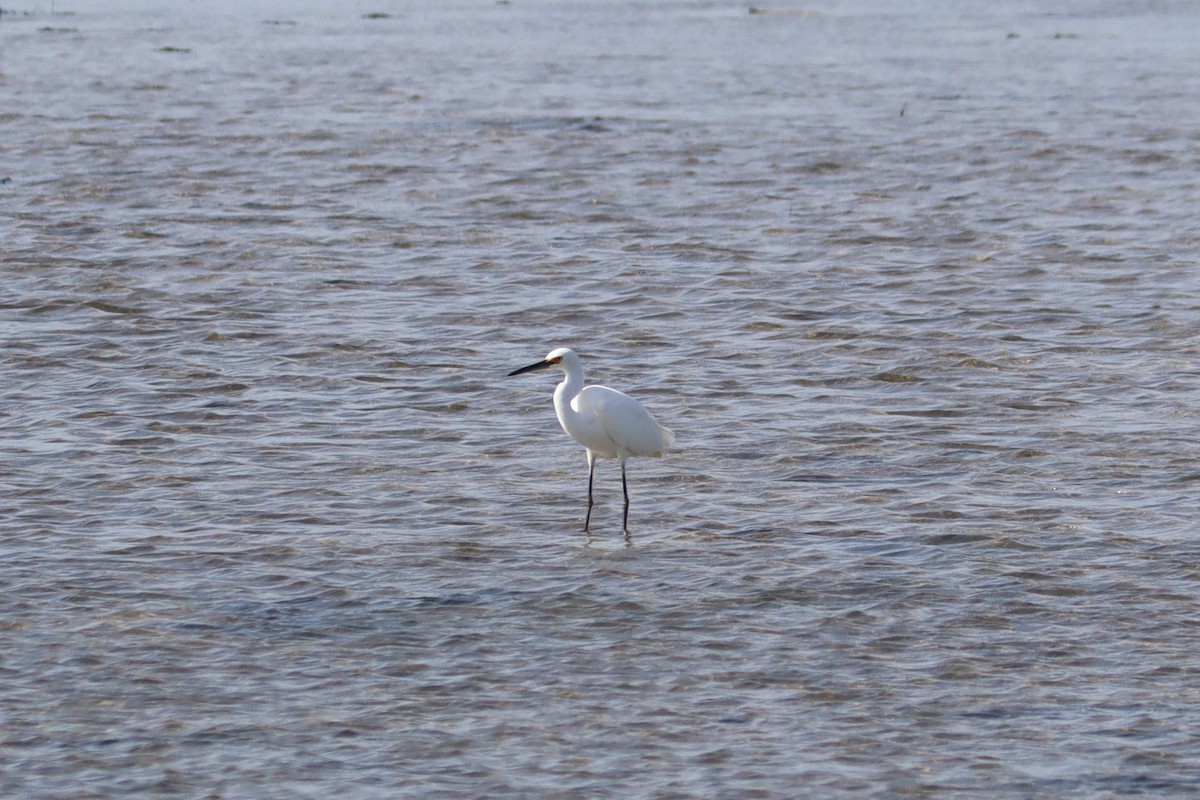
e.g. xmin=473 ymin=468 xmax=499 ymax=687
xmin=3 ymin=0 xmax=1200 ymax=796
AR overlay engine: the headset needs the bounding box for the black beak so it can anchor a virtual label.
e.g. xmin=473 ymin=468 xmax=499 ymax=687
xmin=507 ymin=359 xmax=552 ymax=377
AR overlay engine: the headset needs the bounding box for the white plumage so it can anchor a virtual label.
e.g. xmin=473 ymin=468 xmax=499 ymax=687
xmin=508 ymin=347 xmax=674 ymax=532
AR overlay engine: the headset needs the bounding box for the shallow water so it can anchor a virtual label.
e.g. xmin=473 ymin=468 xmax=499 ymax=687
xmin=3 ymin=0 xmax=1200 ymax=796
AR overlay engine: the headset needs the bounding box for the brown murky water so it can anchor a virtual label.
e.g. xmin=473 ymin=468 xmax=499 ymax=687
xmin=3 ymin=1 xmax=1199 ymax=796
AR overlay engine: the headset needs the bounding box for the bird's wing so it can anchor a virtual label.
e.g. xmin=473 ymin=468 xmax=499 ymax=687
xmin=578 ymin=385 xmax=673 ymax=457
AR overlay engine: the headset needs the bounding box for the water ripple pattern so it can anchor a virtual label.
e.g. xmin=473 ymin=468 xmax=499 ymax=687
xmin=2 ymin=1 xmax=1199 ymax=797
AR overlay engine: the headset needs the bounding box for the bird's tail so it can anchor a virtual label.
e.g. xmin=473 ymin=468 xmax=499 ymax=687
xmin=660 ymin=424 xmax=676 ymax=449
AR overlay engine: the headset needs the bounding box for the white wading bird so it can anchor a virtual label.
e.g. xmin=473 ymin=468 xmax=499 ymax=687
xmin=507 ymin=347 xmax=674 ymax=533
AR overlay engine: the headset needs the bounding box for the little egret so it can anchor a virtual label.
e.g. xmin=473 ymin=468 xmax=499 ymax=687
xmin=507 ymin=347 xmax=674 ymax=533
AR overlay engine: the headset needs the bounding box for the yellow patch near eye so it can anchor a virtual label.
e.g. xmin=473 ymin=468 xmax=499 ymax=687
xmin=547 ymin=357 xmax=562 ymax=364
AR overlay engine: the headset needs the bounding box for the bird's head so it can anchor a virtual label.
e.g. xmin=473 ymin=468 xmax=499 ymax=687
xmin=507 ymin=347 xmax=577 ymax=377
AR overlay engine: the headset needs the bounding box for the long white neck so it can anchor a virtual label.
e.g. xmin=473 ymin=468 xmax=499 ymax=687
xmin=552 ymin=359 xmax=585 ymax=430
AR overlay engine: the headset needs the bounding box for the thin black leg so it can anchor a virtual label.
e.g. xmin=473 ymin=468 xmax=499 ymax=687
xmin=621 ymin=461 xmax=629 ymax=533
xmin=584 ymin=457 xmax=596 ymax=531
